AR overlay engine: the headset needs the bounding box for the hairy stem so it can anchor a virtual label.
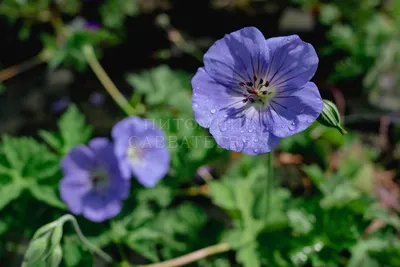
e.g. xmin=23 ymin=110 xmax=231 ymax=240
xmin=82 ymin=45 xmax=136 ymax=116
xmin=60 ymin=214 xmax=113 ymax=263
xmin=266 ymin=152 xmax=273 ymax=218
xmin=138 ymin=243 xmax=230 ymax=267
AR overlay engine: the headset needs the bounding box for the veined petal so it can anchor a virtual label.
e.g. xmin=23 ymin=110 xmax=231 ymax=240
xmin=59 ymin=173 xmax=92 ymax=214
xmin=61 ymin=145 xmax=94 ymax=174
xmin=266 ymin=82 xmax=323 ymax=138
xmin=209 ymin=106 xmax=280 ymax=155
xmin=131 ymin=146 xmax=170 ymax=188
xmin=204 ymin=27 xmax=270 ymax=87
xmin=192 ymin=67 xmax=242 ymax=128
xmin=265 ymin=35 xmax=318 ymax=91
xmin=82 ymin=193 xmax=122 ymax=222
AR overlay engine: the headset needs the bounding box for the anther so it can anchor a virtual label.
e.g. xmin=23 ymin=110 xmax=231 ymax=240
xmin=246 ymin=82 xmax=253 ymax=87
xmin=242 ymin=99 xmax=248 ymax=103
xmin=239 ymin=82 xmax=246 ymax=87
xmin=264 ymin=81 xmax=270 ymax=87
xmin=253 ymin=74 xmax=257 ymax=81
xmin=248 ymin=96 xmax=255 ymax=103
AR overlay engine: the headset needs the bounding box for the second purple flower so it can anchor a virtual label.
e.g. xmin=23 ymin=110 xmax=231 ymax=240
xmin=112 ymin=117 xmax=170 ymax=188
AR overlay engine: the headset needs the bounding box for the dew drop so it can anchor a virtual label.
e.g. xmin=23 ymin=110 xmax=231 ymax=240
xmin=248 ymin=128 xmax=254 ymax=133
xmin=210 ymin=108 xmax=216 ymax=114
xmin=220 ymin=126 xmax=227 ymax=132
xmin=253 ymin=148 xmax=259 ymax=153
xmin=230 ymin=143 xmax=237 ymax=150
xmin=242 ymin=136 xmax=247 ymax=142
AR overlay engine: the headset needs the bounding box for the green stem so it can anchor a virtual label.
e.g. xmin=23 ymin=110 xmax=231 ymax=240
xmin=137 ymin=243 xmax=230 ymax=267
xmin=82 ymin=45 xmax=136 ymax=116
xmin=266 ymin=152 xmax=273 ymax=218
xmin=59 ymin=215 xmax=113 ymax=263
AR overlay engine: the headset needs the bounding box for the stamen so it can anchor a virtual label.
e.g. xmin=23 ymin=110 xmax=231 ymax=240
xmin=262 ymin=91 xmax=268 ymax=95
xmin=239 ymin=82 xmax=246 ymax=87
xmin=253 ymin=74 xmax=257 ymax=81
xmin=242 ymin=99 xmax=248 ymax=103
xmin=246 ymin=82 xmax=253 ymax=87
xmin=264 ymin=81 xmax=270 ymax=87
xmin=248 ymin=96 xmax=255 ymax=103
xmin=247 ymin=88 xmax=255 ymax=94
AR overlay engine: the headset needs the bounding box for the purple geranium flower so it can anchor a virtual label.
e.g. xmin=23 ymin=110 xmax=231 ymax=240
xmin=59 ymin=138 xmax=130 ymax=222
xmin=112 ymin=117 xmax=170 ymax=187
xmin=192 ymin=27 xmax=323 ymax=155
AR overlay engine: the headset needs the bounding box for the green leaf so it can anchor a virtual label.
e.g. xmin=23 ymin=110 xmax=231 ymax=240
xmin=0 ymin=135 xmax=59 ymax=180
xmin=63 ymin=237 xmax=82 ymax=267
xmin=287 ymin=209 xmax=315 ymax=235
xmin=236 ymin=244 xmax=261 ymax=267
xmin=28 ymin=184 xmax=66 ymax=210
xmin=58 ymin=105 xmax=92 ymax=154
xmin=0 ymin=181 xmax=24 ymax=211
xmin=126 ymin=66 xmax=192 ymax=112
xmin=39 ymin=130 xmax=63 ymax=152
xmin=208 ymin=181 xmax=236 ymax=211
xmin=320 ymin=181 xmax=361 ymax=209
xmin=137 ymin=185 xmax=173 ymax=208
xmin=348 ymin=238 xmax=385 ymax=267
xmin=100 ymin=0 xmax=139 ymax=28
xmin=63 ymin=236 xmax=93 ymax=267
xmin=0 ymin=220 xmax=7 ymax=236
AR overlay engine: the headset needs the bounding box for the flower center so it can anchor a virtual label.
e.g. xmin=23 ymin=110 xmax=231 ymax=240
xmin=91 ymin=168 xmax=109 ymax=189
xmin=127 ymin=147 xmax=143 ymax=163
xmin=239 ymin=74 xmax=275 ymax=106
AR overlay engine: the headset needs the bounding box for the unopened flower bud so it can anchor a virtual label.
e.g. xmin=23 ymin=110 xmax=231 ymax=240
xmin=47 ymin=245 xmax=63 ymax=267
xmin=317 ymin=100 xmax=347 ymax=134
xmin=51 ymin=224 xmax=63 ymax=246
xmin=22 ymin=237 xmax=48 ymax=267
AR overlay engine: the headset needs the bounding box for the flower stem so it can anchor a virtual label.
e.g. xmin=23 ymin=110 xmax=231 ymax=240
xmin=82 ymin=45 xmax=136 ymax=116
xmin=266 ymin=152 xmax=273 ymax=218
xmin=137 ymin=243 xmax=230 ymax=267
xmin=0 ymin=51 xmax=48 ymax=82
xmin=59 ymin=214 xmax=113 ymax=263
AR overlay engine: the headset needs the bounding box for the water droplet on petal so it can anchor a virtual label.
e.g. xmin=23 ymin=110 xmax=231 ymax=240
xmin=242 ymin=136 xmax=247 ymax=142
xmin=230 ymin=142 xmax=237 ymax=150
xmin=210 ymin=108 xmax=216 ymax=114
xmin=248 ymin=128 xmax=254 ymax=133
xmin=253 ymin=148 xmax=259 ymax=153
xmin=220 ymin=126 xmax=227 ymax=132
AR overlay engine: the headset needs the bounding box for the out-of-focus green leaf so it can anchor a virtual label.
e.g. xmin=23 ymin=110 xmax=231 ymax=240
xmin=28 ymin=184 xmax=66 ymax=210
xmin=137 ymin=185 xmax=173 ymax=208
xmin=58 ymin=104 xmax=92 ymax=154
xmin=237 ymin=244 xmax=261 ymax=267
xmin=0 ymin=135 xmax=59 ymax=180
xmin=0 ymin=181 xmax=24 ymax=211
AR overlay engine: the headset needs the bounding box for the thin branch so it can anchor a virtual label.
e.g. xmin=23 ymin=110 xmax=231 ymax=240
xmin=137 ymin=243 xmax=230 ymax=267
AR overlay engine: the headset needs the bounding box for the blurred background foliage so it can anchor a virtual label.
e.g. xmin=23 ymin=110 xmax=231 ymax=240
xmin=0 ymin=0 xmax=400 ymax=266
